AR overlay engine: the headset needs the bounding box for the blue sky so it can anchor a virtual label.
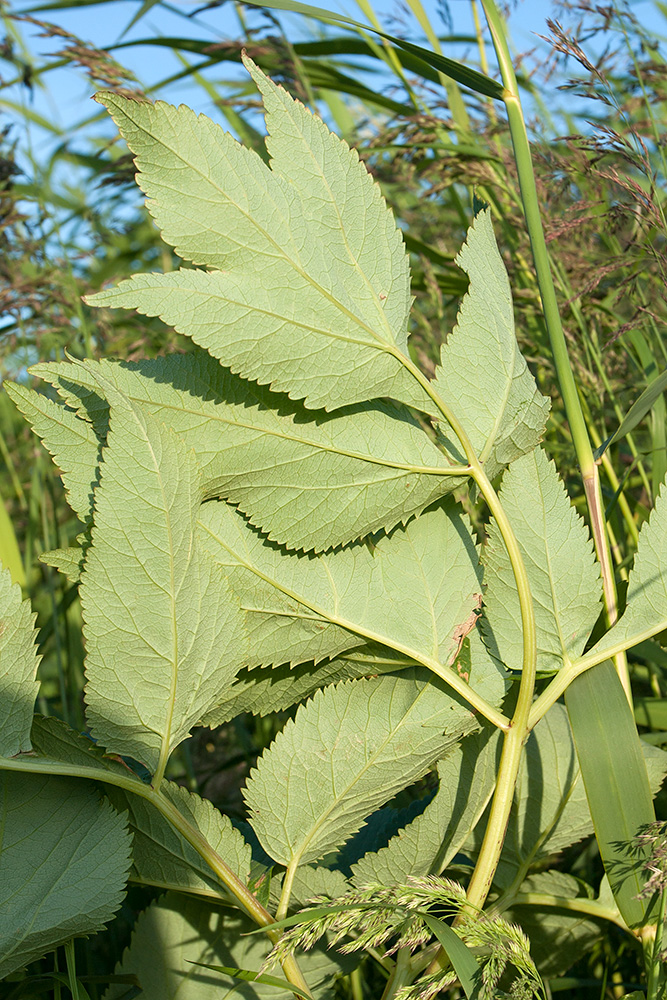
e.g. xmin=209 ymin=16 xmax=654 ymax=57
xmin=3 ymin=1 xmax=666 ymax=163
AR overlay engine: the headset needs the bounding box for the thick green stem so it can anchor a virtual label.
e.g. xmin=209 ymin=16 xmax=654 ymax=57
xmin=0 ymin=753 xmax=313 ymax=998
xmin=398 ymin=345 xmax=539 ymax=943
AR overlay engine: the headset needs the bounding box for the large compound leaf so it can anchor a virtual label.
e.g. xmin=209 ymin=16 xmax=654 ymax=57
xmin=33 ymin=353 xmax=462 ymax=553
xmin=0 ymin=563 xmax=40 ymax=756
xmin=0 ymin=772 xmax=132 ymax=979
xmin=483 ymin=448 xmax=601 ymax=673
xmin=352 ymin=712 xmax=500 ymax=885
xmin=431 ymin=211 xmax=549 ymax=477
xmin=5 ymin=382 xmax=101 ymax=523
xmin=104 ymin=892 xmax=349 ymax=999
xmin=589 ymin=485 xmax=667 ymax=659
xmin=244 ymin=669 xmax=481 ymax=868
xmin=197 ymin=497 xmax=483 ymax=681
xmin=86 ymin=60 xmax=433 ymax=414
xmin=81 ymin=391 xmax=247 ymax=774
xmin=106 ymin=782 xmax=252 ymax=900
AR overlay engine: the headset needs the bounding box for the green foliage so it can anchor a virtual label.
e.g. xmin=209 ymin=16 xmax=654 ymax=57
xmin=0 ymin=771 xmax=132 ymax=980
xmin=2 ymin=18 xmax=667 ymax=1000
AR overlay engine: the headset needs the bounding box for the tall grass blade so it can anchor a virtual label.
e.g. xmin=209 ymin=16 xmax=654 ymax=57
xmin=565 ymin=660 xmax=657 ymax=929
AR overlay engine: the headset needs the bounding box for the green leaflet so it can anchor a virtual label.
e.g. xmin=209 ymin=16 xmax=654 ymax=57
xmin=197 ymin=497 xmax=484 ymax=683
xmin=103 ymin=892 xmax=349 ymax=1000
xmin=40 ymin=544 xmax=85 ymax=583
xmin=5 ymin=382 xmax=101 ymax=523
xmin=431 ymin=210 xmax=549 ymax=478
xmin=34 ymin=352 xmax=463 ymax=552
xmin=85 ymin=59 xmax=547 ymax=472
xmin=483 ymin=448 xmax=601 ymax=673
xmin=289 ymin=866 xmax=351 ymax=908
xmin=106 ymin=781 xmax=252 ymax=900
xmin=351 ymin=715 xmax=501 ymax=885
xmin=0 ymin=563 xmax=40 ymax=756
xmin=29 ymin=714 xmax=143 ymax=781
xmin=507 ymin=871 xmax=605 ymax=978
xmin=589 ymin=484 xmax=667 ymax=660
xmin=243 ymin=669 xmax=481 ymax=868
xmin=196 ymin=646 xmax=414 ymax=726
xmin=86 ymin=59 xmax=432 ymax=414
xmin=0 ymin=772 xmax=132 ymax=979
xmin=81 ymin=392 xmax=248 ymax=775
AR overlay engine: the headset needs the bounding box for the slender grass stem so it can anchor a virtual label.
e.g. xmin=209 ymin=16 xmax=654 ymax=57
xmin=646 ymin=886 xmax=667 ymax=1000
xmin=479 ymin=0 xmax=631 ymax=705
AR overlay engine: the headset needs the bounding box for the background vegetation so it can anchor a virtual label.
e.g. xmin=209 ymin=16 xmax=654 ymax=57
xmin=2 ymin=0 xmax=667 ymax=995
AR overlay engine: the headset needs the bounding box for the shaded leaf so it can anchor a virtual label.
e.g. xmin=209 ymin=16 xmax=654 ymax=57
xmin=507 ymin=871 xmax=605 ymax=978
xmin=103 ymin=892 xmax=348 ymax=999
xmin=352 ymin=709 xmax=501 ymax=885
xmin=197 ymin=645 xmax=414 ymax=725
xmin=0 ymin=773 xmax=131 ymax=979
xmin=106 ymin=781 xmax=252 ymax=899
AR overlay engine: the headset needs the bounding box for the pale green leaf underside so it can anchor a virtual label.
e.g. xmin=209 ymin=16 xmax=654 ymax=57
xmin=590 ymin=485 xmax=667 ymax=658
xmin=33 ymin=352 xmax=461 ymax=553
xmin=244 ymin=669 xmax=480 ymax=867
xmin=6 ymin=382 xmax=101 ymax=523
xmin=351 ymin=719 xmax=500 ymax=885
xmin=40 ymin=545 xmax=85 ymax=583
xmin=431 ymin=210 xmax=549 ymax=477
xmin=106 ymin=781 xmax=252 ymax=899
xmin=81 ymin=395 xmax=247 ymax=773
xmin=0 ymin=772 xmax=131 ymax=979
xmin=0 ymin=563 xmax=40 ymax=756
xmin=198 ymin=497 xmax=482 ymax=674
xmin=87 ymin=68 xmax=433 ymax=414
xmin=483 ymin=448 xmax=601 ymax=673
xmin=104 ymin=892 xmax=347 ymax=1000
